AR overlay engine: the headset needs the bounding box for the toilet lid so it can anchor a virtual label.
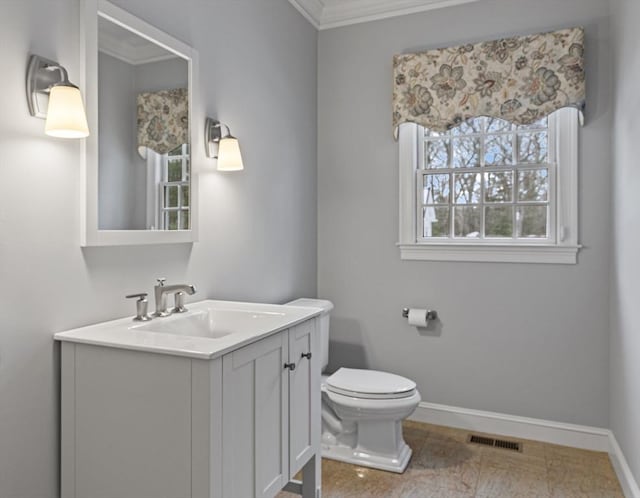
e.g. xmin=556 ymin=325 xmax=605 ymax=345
xmin=326 ymin=368 xmax=417 ymax=400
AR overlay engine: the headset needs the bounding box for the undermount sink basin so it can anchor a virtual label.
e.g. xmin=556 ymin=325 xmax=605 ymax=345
xmin=134 ymin=307 xmax=287 ymax=339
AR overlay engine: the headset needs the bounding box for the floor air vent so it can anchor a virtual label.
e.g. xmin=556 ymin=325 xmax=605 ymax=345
xmin=468 ymin=434 xmax=522 ymax=452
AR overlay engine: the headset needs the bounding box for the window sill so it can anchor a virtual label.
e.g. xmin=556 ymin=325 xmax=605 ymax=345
xmin=397 ymin=243 xmax=580 ymax=264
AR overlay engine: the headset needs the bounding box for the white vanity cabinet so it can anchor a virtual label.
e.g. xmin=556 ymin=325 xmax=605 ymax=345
xmin=59 ymin=314 xmax=320 ymax=498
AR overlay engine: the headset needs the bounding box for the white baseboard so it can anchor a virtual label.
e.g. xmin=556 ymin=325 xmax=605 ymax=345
xmin=409 ymin=401 xmax=610 ymax=451
xmin=609 ymin=433 xmax=640 ymax=498
xmin=408 ymin=402 xmax=640 ymax=498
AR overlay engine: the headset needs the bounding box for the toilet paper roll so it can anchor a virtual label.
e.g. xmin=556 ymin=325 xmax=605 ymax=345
xmin=407 ymin=309 xmax=429 ymax=327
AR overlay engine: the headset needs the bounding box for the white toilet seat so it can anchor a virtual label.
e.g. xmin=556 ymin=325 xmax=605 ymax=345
xmin=326 ymin=388 xmax=422 ymax=415
xmin=325 ymin=367 xmax=417 ymax=400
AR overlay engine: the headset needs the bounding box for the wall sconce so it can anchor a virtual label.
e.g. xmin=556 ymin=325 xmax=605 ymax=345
xmin=205 ymin=118 xmax=244 ymax=171
xmin=26 ymin=54 xmax=90 ymax=138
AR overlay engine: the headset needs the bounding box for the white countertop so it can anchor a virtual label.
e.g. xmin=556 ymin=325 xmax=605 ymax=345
xmin=54 ymin=300 xmax=322 ymax=359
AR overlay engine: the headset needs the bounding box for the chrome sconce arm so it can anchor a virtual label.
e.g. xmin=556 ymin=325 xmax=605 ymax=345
xmin=27 ymin=56 xmax=75 ymax=116
xmin=204 ymin=118 xmax=227 ymax=159
xmin=27 ymin=55 xmax=62 ymax=118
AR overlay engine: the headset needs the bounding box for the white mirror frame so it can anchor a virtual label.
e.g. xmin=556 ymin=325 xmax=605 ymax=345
xmin=81 ymin=0 xmax=199 ymax=246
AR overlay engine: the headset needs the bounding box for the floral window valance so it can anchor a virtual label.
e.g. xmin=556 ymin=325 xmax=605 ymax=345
xmin=137 ymin=88 xmax=188 ymax=155
xmin=393 ymin=27 xmax=585 ymax=134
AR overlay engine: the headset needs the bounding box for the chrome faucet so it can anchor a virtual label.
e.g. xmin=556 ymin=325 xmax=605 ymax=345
xmin=153 ymin=278 xmax=197 ymax=317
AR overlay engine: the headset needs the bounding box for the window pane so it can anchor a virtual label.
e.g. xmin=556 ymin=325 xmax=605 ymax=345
xmin=484 ymin=171 xmax=513 ymax=202
xmin=518 ymin=131 xmax=548 ymax=163
xmin=484 ymin=134 xmax=514 ymax=166
xmin=486 ymin=117 xmax=513 ymax=133
xmin=165 ymin=186 xmax=178 ymax=207
xmin=168 ymin=146 xmax=182 ymax=156
xmin=451 ymin=117 xmax=483 ymax=135
xmin=485 ymin=206 xmax=513 ymax=238
xmin=425 ymin=139 xmax=450 ymax=169
xmin=518 ymin=169 xmax=548 ymax=202
xmin=454 ymin=173 xmax=481 ymax=204
xmin=423 ymin=206 xmax=450 ymax=238
xmin=454 ymin=206 xmax=481 ymax=238
xmin=423 ymin=174 xmax=449 ymax=204
xmin=517 ymin=117 xmax=548 ymax=130
xmin=181 ymin=185 xmax=190 ymax=207
xmin=180 ymin=210 xmax=190 ymax=230
xmin=452 ymin=137 xmax=480 ymax=168
xmin=517 ymin=206 xmax=548 ymax=238
xmin=426 ymin=129 xmax=447 ymax=138
xmin=168 ymin=160 xmax=183 ymax=181
xmin=167 ymin=211 xmax=178 ymax=230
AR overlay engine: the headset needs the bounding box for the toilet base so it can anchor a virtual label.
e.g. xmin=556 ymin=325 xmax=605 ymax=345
xmin=321 ymin=440 xmax=412 ymax=473
xmin=320 ymin=383 xmax=420 ymax=474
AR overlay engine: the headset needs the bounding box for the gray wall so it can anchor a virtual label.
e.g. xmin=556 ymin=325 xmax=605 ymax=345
xmin=135 ymin=56 xmax=188 ymax=92
xmin=318 ymin=0 xmax=612 ymax=427
xmin=0 ymin=1 xmax=317 ymax=497
xmin=610 ymin=0 xmax=640 ymax=485
xmin=98 ymin=53 xmax=138 ymax=229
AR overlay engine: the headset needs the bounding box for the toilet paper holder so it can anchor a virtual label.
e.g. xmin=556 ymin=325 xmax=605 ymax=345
xmin=402 ymin=308 xmax=438 ymax=321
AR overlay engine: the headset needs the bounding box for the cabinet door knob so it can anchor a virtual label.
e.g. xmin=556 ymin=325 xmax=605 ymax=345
xmin=284 ymin=362 xmax=296 ymax=371
xmin=301 ymin=352 xmax=312 ymax=360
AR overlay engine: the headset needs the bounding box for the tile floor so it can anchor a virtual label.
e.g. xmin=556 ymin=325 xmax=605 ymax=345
xmin=278 ymin=420 xmax=624 ymax=498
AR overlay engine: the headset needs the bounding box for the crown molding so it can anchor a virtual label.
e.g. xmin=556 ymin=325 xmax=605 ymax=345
xmin=98 ymin=25 xmax=179 ymax=65
xmin=289 ymin=0 xmax=480 ymax=30
xmin=98 ymin=43 xmax=177 ymax=66
xmin=288 ymin=0 xmax=323 ymax=28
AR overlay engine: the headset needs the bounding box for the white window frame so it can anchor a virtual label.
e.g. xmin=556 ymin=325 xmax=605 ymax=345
xmin=158 ymin=143 xmax=190 ymax=230
xmin=398 ymin=108 xmax=580 ymax=264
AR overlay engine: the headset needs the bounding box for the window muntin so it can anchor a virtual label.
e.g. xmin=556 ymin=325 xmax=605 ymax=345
xmin=417 ymin=116 xmax=555 ymax=243
xmin=160 ymin=144 xmax=190 ymax=230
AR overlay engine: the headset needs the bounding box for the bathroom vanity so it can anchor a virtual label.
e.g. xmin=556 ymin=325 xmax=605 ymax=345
xmin=55 ymin=300 xmax=322 ymax=498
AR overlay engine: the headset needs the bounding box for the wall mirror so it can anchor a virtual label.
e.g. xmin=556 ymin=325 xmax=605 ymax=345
xmin=82 ymin=0 xmax=198 ymax=246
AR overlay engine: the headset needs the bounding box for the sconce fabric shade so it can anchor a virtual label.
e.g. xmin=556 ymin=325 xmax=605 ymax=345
xmin=45 ymin=85 xmax=90 ymax=138
xmin=217 ymin=136 xmax=244 ymax=171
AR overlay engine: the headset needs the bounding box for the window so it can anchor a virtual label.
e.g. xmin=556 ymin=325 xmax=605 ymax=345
xmin=159 ymin=144 xmax=190 ymax=230
xmin=398 ymin=108 xmax=579 ymax=264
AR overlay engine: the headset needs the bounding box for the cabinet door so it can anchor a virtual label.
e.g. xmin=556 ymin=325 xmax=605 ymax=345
xmin=288 ymin=319 xmax=320 ymax=477
xmin=222 ymin=332 xmax=289 ymax=498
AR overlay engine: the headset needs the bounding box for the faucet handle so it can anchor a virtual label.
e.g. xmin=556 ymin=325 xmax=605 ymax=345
xmin=156 ymin=277 xmax=166 ymax=286
xmin=172 ymin=291 xmax=188 ymax=313
xmin=126 ymin=293 xmax=151 ymax=322
xmin=126 ymin=292 xmax=147 ymax=300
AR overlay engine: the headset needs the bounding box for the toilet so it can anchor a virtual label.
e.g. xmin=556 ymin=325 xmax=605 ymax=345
xmin=286 ymin=298 xmax=421 ymax=473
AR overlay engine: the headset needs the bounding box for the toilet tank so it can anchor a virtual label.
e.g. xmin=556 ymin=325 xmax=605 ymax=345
xmin=285 ymin=298 xmax=334 ymax=372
